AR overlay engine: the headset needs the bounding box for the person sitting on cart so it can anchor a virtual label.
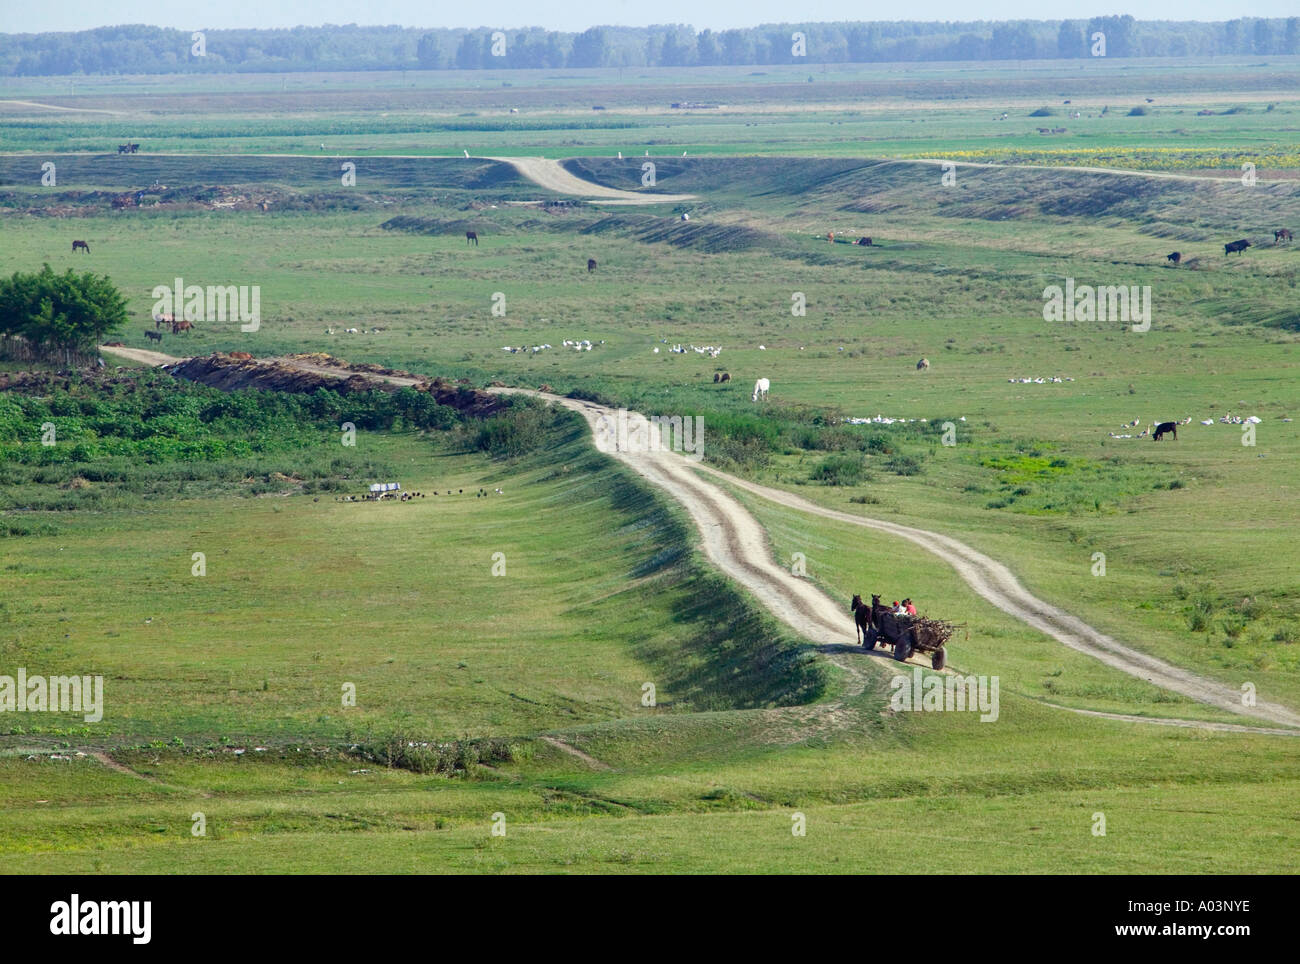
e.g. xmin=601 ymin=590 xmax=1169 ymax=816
xmin=892 ymin=600 xmax=906 ymax=616
xmin=904 ymin=599 xmax=917 ymax=616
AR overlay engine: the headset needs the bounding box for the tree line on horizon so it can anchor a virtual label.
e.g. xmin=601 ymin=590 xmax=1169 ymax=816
xmin=2 ymin=17 xmax=1299 ymax=76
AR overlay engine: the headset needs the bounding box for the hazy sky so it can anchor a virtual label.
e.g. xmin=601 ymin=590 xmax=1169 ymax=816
xmin=3 ymin=1 xmax=1295 ymax=35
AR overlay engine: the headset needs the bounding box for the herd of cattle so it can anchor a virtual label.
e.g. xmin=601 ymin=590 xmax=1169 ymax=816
xmin=1167 ymin=229 xmax=1290 ymax=263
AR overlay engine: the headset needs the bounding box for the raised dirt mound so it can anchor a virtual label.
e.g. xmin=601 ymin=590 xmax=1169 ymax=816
xmin=166 ymin=353 xmax=503 ymax=416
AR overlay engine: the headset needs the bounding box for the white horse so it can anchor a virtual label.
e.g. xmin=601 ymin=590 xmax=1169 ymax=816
xmin=752 ymin=377 xmax=770 ymax=402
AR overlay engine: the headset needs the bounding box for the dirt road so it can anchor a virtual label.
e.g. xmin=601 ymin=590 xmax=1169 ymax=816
xmin=488 ymin=156 xmax=695 ymax=204
xmin=93 ymin=348 xmax=1299 ymax=732
xmin=499 ymin=389 xmax=1300 ymax=732
xmin=100 ymin=346 xmax=182 ymax=366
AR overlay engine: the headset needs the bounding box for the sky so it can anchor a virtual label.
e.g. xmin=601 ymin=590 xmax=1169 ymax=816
xmin=2 ymin=0 xmax=1296 ymax=35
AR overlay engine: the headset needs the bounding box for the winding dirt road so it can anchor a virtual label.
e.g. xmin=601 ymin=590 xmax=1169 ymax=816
xmin=488 ymin=156 xmax=695 ymax=204
xmin=98 ymin=345 xmax=1300 ymax=733
xmin=499 ymin=389 xmax=1300 ymax=733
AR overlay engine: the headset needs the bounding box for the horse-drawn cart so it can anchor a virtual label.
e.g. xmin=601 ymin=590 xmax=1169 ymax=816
xmin=866 ymin=610 xmax=955 ymax=670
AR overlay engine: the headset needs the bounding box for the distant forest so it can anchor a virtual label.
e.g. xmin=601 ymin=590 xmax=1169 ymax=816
xmin=2 ymin=18 xmax=1299 ymax=76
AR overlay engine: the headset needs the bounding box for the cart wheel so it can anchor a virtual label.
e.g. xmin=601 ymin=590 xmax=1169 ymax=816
xmin=865 ymin=627 xmax=878 ymax=650
xmin=893 ymin=631 xmax=912 ymax=662
xmin=931 ymin=647 xmax=946 ymax=671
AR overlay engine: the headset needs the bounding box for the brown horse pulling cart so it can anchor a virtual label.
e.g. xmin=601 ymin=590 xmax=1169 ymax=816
xmin=853 ymin=594 xmax=956 ymax=670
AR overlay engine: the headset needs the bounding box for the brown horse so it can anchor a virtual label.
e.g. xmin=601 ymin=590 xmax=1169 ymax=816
xmin=870 ymin=593 xmax=891 ymax=629
xmin=851 ymin=594 xmax=874 ymax=645
xmin=465 ymin=231 xmax=478 ymax=246
xmin=171 ymin=320 xmax=194 ymax=334
xmin=587 ymin=258 xmax=597 ymax=272
xmin=71 ymin=240 xmax=90 ymax=253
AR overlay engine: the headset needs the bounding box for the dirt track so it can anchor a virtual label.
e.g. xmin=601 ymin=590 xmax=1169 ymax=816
xmin=101 ymin=346 xmax=181 ymax=366
xmin=95 ymin=346 xmax=1300 ymax=733
xmin=499 ymin=389 xmax=1300 ymax=733
xmin=489 ymin=156 xmax=696 ymax=204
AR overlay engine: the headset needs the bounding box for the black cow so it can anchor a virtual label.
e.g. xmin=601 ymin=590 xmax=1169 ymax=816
xmin=1224 ymin=239 xmax=1251 ymax=255
xmin=587 ymin=258 xmax=597 ymax=272
xmin=1153 ymin=421 xmax=1178 ymax=441
xmin=1166 ymin=251 xmax=1181 ymax=264
xmin=856 ymin=236 xmax=873 ymax=246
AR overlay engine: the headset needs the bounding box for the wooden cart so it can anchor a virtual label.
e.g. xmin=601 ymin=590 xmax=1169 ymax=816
xmin=865 ymin=611 xmax=955 ymax=670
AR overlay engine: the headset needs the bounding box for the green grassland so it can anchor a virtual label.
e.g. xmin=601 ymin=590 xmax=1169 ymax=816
xmin=2 ymin=59 xmax=1299 ymax=872
xmin=3 ymin=58 xmax=1300 ymax=168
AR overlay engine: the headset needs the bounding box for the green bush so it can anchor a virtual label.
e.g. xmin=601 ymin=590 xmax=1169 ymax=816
xmin=810 ymin=453 xmax=866 ymax=486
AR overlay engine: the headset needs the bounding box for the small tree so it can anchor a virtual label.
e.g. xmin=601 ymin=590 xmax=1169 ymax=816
xmin=0 ymin=263 xmax=128 ymax=364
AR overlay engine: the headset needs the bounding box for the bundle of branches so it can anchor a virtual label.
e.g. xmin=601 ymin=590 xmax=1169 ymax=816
xmin=912 ymin=617 xmax=957 ymax=647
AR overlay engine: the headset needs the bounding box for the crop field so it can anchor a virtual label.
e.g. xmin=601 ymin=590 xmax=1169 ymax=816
xmin=1 ymin=53 xmax=1299 ymax=881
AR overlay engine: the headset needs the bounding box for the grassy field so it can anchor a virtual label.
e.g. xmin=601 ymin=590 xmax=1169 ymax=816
xmin=2 ymin=58 xmax=1298 ymax=873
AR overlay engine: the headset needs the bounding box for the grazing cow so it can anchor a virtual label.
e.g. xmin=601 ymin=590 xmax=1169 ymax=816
xmin=720 ymin=372 xmax=730 ymax=382
xmin=465 ymin=231 xmax=478 ymax=246
xmin=1276 ymin=229 xmax=1293 ymax=243
xmin=752 ymin=377 xmax=770 ymax=402
xmin=1166 ymin=251 xmax=1181 ymax=264
xmin=713 ymin=371 xmax=730 ymax=383
xmin=1153 ymin=421 xmax=1178 ymax=441
xmin=587 ymin=258 xmax=597 ymax=273
xmin=1224 ymin=239 xmax=1251 ymax=255
xmin=171 ymin=320 xmax=194 ymax=334
xmin=71 ymin=240 xmax=90 ymax=253
xmin=856 ymin=236 xmax=872 ymax=246
xmin=851 ymin=594 xmax=874 ymax=646
xmin=145 ymin=330 xmax=163 ymax=342
xmin=916 ymin=358 xmax=930 ymax=371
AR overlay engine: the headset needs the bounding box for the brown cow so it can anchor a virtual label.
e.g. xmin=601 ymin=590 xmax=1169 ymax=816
xmin=1276 ymin=229 xmax=1293 ymax=243
xmin=228 ymin=351 xmax=253 ymax=360
xmin=71 ymin=240 xmax=90 ymax=253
